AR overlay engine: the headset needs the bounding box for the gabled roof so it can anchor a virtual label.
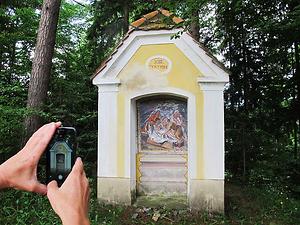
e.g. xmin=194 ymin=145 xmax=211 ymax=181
xmin=91 ymin=9 xmax=230 ymax=82
xmin=91 ymin=9 xmax=184 ymax=79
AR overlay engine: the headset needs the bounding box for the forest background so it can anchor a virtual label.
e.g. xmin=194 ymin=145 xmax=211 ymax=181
xmin=0 ymin=0 xmax=300 ymax=224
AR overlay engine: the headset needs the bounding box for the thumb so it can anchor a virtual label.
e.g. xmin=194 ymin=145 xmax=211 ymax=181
xmin=33 ymin=182 xmax=47 ymax=195
xmin=47 ymin=180 xmax=58 ymax=197
xmin=72 ymin=157 xmax=84 ymax=175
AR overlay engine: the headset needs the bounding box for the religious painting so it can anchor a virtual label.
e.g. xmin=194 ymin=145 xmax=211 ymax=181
xmin=137 ymin=98 xmax=188 ymax=152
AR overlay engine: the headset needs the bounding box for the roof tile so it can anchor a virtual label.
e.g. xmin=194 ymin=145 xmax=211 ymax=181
xmin=160 ymin=9 xmax=173 ymax=17
xmin=131 ymin=17 xmax=146 ymax=28
xmin=130 ymin=8 xmax=184 ymax=30
xmin=143 ymin=10 xmax=159 ymax=19
xmin=172 ymin=16 xmax=184 ymax=24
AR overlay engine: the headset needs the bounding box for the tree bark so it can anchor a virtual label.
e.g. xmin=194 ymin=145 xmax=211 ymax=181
xmin=295 ymin=41 xmax=300 ymax=159
xmin=189 ymin=10 xmax=200 ymax=42
xmin=122 ymin=0 xmax=129 ymax=34
xmin=24 ymin=0 xmax=61 ymax=139
xmin=294 ymin=121 xmax=298 ymax=159
xmin=9 ymin=41 xmax=16 ymax=83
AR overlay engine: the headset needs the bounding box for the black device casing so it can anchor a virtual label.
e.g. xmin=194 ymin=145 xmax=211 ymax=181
xmin=46 ymin=127 xmax=76 ymax=187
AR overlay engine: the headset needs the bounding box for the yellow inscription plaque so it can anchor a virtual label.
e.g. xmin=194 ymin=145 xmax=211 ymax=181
xmin=146 ymin=55 xmax=172 ymax=74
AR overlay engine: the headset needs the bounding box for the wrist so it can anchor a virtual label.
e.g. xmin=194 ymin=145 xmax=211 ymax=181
xmin=61 ymin=213 xmax=90 ymax=225
xmin=0 ymin=165 xmax=9 ymax=189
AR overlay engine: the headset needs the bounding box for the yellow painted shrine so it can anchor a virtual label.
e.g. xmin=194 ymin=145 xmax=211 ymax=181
xmin=92 ymin=9 xmax=229 ymax=212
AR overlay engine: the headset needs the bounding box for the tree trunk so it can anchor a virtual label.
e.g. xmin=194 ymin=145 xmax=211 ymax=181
xmin=24 ymin=0 xmax=61 ymax=139
xmin=241 ymin=13 xmax=250 ymax=113
xmin=242 ymin=128 xmax=247 ymax=182
xmin=9 ymin=42 xmax=16 ymax=83
xmin=189 ymin=10 xmax=200 ymax=42
xmin=122 ymin=1 xmax=129 ymax=34
xmin=295 ymin=41 xmax=300 ymax=158
xmin=294 ymin=121 xmax=298 ymax=159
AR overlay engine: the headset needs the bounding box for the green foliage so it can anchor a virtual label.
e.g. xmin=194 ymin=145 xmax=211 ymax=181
xmin=44 ymin=0 xmax=98 ymax=173
xmin=0 ymin=0 xmax=40 ymax=160
xmin=0 ymin=181 xmax=299 ymax=224
xmin=0 ymin=0 xmax=98 ymax=169
xmin=0 ymin=106 xmax=25 ymax=159
xmin=214 ymin=0 xmax=300 ymax=187
xmin=0 ymin=190 xmax=58 ymax=224
xmin=0 ymin=0 xmax=300 ymax=223
xmin=226 ymin=183 xmax=300 ymax=225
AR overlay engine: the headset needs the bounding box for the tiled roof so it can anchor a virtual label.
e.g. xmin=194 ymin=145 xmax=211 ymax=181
xmin=131 ymin=8 xmax=184 ymax=30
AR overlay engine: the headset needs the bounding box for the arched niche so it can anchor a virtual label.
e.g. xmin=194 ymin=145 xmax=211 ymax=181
xmin=135 ymin=96 xmax=188 ymax=196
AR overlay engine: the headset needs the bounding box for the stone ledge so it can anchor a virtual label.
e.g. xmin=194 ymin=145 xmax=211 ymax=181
xmin=97 ymin=177 xmax=132 ymax=205
xmin=189 ymin=179 xmax=224 ymax=213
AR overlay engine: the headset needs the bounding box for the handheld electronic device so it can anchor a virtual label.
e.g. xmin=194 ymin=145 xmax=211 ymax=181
xmin=46 ymin=127 xmax=76 ymax=186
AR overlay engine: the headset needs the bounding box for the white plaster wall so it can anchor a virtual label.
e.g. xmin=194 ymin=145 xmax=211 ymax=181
xmin=97 ymin=84 xmax=119 ymax=177
xmin=200 ymin=82 xmax=225 ymax=179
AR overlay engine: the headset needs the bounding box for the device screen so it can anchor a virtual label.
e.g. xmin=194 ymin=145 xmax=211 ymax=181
xmin=56 ymin=153 xmax=65 ymax=172
xmin=46 ymin=127 xmax=76 ymax=186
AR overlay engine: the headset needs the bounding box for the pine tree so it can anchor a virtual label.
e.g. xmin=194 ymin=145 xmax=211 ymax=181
xmin=25 ymin=0 xmax=61 ymax=139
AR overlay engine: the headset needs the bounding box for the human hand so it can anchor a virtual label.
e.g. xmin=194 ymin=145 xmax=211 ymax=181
xmin=0 ymin=122 xmax=61 ymax=194
xmin=47 ymin=157 xmax=90 ymax=225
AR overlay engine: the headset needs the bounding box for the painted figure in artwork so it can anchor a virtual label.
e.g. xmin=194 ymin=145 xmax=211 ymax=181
xmin=138 ymin=99 xmax=187 ymax=151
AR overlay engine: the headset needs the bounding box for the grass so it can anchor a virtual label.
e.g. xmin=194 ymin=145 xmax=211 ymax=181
xmin=134 ymin=195 xmax=188 ymax=209
xmin=0 ymin=181 xmax=299 ymax=225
